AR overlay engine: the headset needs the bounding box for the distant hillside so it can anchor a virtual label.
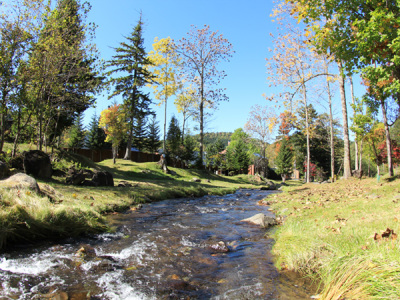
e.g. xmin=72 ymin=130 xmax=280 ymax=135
xmin=194 ymin=132 xmax=232 ymax=148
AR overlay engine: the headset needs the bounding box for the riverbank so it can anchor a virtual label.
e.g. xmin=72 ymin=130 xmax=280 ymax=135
xmin=267 ymin=175 xmax=400 ymax=299
xmin=0 ymin=157 xmax=273 ymax=250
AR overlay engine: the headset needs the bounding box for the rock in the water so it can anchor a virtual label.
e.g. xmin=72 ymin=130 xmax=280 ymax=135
xmin=0 ymin=173 xmax=39 ymax=192
xmin=241 ymin=213 xmax=277 ymax=228
xmin=23 ymin=150 xmax=53 ymax=179
xmin=0 ymin=161 xmax=10 ymax=179
xmin=208 ymin=241 xmax=229 ymax=253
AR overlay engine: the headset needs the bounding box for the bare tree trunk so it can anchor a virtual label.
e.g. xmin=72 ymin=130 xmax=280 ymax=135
xmin=199 ymin=79 xmax=205 ymax=167
xmin=380 ymin=98 xmax=394 ymax=176
xmin=113 ymin=146 xmax=118 ymax=164
xmin=303 ymin=85 xmax=310 ymax=183
xmin=337 ymin=61 xmax=352 ymax=179
xmin=359 ymin=139 xmax=363 ymax=172
xmin=349 ymin=77 xmax=359 ymax=170
xmin=163 ymin=90 xmax=167 ymax=153
xmin=325 ymin=63 xmax=335 ymax=182
xmin=124 ymin=116 xmax=134 ymax=160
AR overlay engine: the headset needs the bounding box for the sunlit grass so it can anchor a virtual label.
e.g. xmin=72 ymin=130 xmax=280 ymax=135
xmin=269 ymin=172 xmax=400 ymax=299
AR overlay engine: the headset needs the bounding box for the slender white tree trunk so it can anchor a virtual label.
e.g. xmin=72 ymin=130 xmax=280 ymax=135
xmin=338 ymin=61 xmax=352 ymax=179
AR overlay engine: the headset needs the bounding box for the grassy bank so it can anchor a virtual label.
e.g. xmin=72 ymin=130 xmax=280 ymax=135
xmin=0 ymin=155 xmax=268 ymax=250
xmin=267 ymin=175 xmax=400 ymax=299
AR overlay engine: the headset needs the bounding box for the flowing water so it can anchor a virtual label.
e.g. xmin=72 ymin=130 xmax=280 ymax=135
xmin=0 ymin=189 xmax=317 ymax=299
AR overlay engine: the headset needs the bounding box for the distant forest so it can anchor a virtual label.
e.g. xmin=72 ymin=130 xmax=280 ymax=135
xmin=194 ymin=132 xmax=232 ymax=148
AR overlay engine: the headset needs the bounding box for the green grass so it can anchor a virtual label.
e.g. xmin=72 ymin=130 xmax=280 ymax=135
xmin=268 ymin=173 xmax=400 ymax=299
xmin=0 ymin=151 xmax=271 ymax=249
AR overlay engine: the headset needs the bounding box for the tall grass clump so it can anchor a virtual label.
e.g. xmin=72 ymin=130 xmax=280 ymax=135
xmin=0 ymin=187 xmax=107 ymax=249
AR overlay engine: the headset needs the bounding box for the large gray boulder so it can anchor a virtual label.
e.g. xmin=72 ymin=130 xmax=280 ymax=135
xmin=0 ymin=173 xmax=40 ymax=192
xmin=23 ymin=150 xmax=53 ymax=179
xmin=241 ymin=213 xmax=277 ymax=228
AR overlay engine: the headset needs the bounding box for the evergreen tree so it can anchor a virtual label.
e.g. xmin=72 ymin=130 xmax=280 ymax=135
xmin=106 ymin=15 xmax=154 ymax=160
xmin=86 ymin=112 xmax=107 ymax=150
xmin=225 ymin=128 xmax=250 ymax=174
xmin=68 ymin=112 xmax=85 ymax=149
xmin=146 ymin=115 xmax=161 ymax=154
xmin=181 ymin=135 xmax=198 ymax=166
xmin=275 ymin=137 xmax=294 ymax=182
xmin=233 ymin=139 xmax=250 ymax=173
xmin=166 ymin=115 xmax=182 ymax=159
xmin=132 ymin=114 xmax=147 ymax=152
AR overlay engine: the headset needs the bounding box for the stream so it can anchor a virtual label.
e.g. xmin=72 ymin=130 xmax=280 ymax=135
xmin=0 ymin=189 xmax=317 ymax=299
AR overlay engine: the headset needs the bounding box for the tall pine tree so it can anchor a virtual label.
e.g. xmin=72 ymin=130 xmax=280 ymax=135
xmin=106 ymin=15 xmax=154 ymax=160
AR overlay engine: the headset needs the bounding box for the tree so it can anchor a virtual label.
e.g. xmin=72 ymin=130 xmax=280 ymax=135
xmin=147 ymin=37 xmax=179 ymax=152
xmin=275 ymin=137 xmax=293 ymax=182
xmin=86 ymin=112 xmax=107 ymax=150
xmin=290 ymin=0 xmax=400 ymax=178
xmin=99 ymin=104 xmax=128 ymax=164
xmin=181 ymin=135 xmax=198 ymax=167
xmin=176 ymin=25 xmax=234 ymax=166
xmin=205 ymin=138 xmax=225 ymax=171
xmin=0 ymin=0 xmax=43 ymax=152
xmin=28 ymin=0 xmax=103 ymax=151
xmin=67 ymin=112 xmax=85 ymax=150
xmin=146 ymin=115 xmax=161 ymax=156
xmin=166 ymin=115 xmax=182 ymax=162
xmin=244 ymin=104 xmax=277 ymax=161
xmin=225 ymin=128 xmax=250 ymax=174
xmin=132 ymin=113 xmax=147 ymax=154
xmin=106 ymin=15 xmax=153 ymax=160
xmin=175 ymin=86 xmax=196 ymax=143
xmin=266 ymin=22 xmax=318 ymax=183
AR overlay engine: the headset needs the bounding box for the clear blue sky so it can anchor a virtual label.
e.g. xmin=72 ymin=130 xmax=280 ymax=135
xmin=84 ymin=0 xmax=365 ymax=137
xmin=84 ymin=0 xmax=277 ymax=134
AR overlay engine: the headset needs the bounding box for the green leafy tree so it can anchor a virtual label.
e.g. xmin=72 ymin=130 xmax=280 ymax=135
xmin=205 ymin=138 xmax=225 ymax=170
xmin=275 ymin=137 xmax=294 ymax=182
xmin=99 ymin=104 xmax=128 ymax=164
xmin=28 ymin=0 xmax=102 ymax=150
xmin=106 ymin=15 xmax=154 ymax=160
xmin=0 ymin=0 xmax=43 ymax=153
